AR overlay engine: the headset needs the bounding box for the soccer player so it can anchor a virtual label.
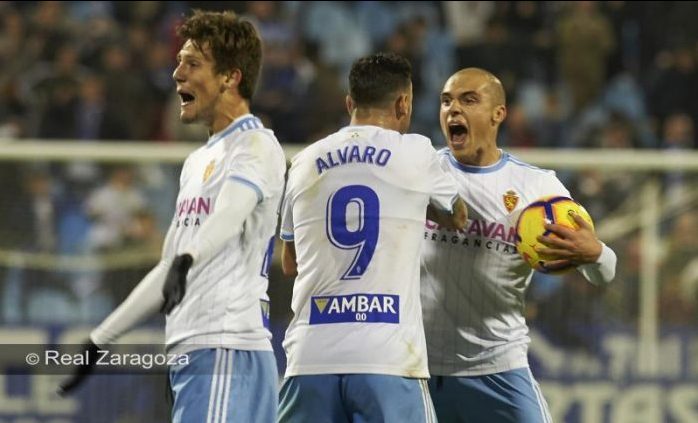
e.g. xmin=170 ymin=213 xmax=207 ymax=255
xmin=58 ymin=10 xmax=285 ymax=423
xmin=420 ymin=67 xmax=618 ymax=423
xmin=277 ymin=52 xmax=467 ymax=423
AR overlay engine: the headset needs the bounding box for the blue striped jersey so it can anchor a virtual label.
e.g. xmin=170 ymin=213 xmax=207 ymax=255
xmin=420 ymin=148 xmax=569 ymax=376
xmin=166 ymin=114 xmax=286 ymax=354
xmin=280 ymin=125 xmax=460 ymax=378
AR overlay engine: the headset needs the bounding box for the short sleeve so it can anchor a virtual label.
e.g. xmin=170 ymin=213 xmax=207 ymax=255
xmin=225 ymin=132 xmax=282 ymax=203
xmin=538 ymin=170 xmax=571 ymax=198
xmin=424 ymin=146 xmax=459 ymax=212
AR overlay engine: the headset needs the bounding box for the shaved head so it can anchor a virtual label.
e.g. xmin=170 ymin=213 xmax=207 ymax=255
xmin=450 ymin=68 xmax=506 ymax=107
xmin=439 ymin=67 xmax=507 ymax=166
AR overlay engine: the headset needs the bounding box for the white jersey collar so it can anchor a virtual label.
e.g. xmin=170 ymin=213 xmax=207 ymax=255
xmin=448 ymin=149 xmax=509 ymax=174
xmin=207 ymin=114 xmax=264 ymax=147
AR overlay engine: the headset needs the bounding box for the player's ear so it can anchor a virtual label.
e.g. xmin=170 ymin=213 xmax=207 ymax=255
xmin=224 ymin=69 xmax=242 ymax=91
xmin=491 ymin=104 xmax=507 ymax=126
xmin=395 ymin=94 xmax=409 ymax=120
xmin=345 ymin=95 xmax=355 ymax=116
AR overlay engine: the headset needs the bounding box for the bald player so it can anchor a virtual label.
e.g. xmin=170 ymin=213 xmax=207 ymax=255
xmin=420 ymin=68 xmax=617 ymax=422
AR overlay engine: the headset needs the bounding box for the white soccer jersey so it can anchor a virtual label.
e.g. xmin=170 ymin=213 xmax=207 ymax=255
xmin=280 ymin=125 xmax=460 ymax=378
xmin=420 ymin=148 xmax=570 ymax=376
xmin=165 ymin=114 xmax=286 ymax=354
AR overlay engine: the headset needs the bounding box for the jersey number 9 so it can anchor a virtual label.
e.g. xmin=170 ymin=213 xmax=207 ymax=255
xmin=326 ymin=185 xmax=379 ymax=280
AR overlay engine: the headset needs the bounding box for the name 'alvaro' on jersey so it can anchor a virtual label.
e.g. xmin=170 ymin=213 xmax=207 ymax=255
xmin=281 ymin=125 xmax=459 ymax=378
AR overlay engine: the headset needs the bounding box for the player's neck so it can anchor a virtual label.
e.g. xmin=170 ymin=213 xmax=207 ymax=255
xmin=209 ymin=100 xmax=250 ymax=135
xmin=350 ymin=110 xmax=401 ymax=133
xmin=457 ymin=144 xmax=501 ymax=166
xmin=477 ymin=147 xmax=502 ymax=166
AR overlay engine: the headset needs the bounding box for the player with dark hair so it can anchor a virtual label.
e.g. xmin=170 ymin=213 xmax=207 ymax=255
xmin=277 ymin=52 xmax=467 ymax=423
xmin=421 ymin=67 xmax=617 ymax=422
xmin=59 ymin=10 xmax=285 ymax=423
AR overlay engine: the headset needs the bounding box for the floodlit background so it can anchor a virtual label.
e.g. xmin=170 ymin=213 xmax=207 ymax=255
xmin=0 ymin=2 xmax=697 ymax=422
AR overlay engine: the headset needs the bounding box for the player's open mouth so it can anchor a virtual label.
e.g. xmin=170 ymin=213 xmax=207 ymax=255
xmin=448 ymin=123 xmax=468 ymax=146
xmin=178 ymin=91 xmax=196 ymax=107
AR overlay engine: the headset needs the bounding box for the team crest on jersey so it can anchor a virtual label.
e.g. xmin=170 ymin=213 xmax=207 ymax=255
xmin=503 ymin=190 xmax=519 ymax=212
xmin=203 ymin=160 xmax=216 ymax=182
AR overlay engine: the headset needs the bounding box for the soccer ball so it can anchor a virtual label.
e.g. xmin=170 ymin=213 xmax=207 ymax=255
xmin=515 ymin=196 xmax=594 ymax=274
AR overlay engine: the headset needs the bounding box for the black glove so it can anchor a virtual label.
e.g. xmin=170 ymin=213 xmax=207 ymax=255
xmin=160 ymin=254 xmax=194 ymax=315
xmin=57 ymin=340 xmax=101 ymax=396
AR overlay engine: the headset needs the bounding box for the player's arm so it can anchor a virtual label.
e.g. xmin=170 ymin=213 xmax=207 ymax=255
xmin=533 ymin=174 xmax=616 ymax=283
xmin=161 ymin=179 xmax=259 ymax=314
xmin=536 ymin=213 xmax=617 ymax=284
xmin=427 ymin=197 xmax=467 ymax=230
xmin=59 ymin=181 xmax=259 ymax=394
xmin=424 ymin=141 xmax=467 ymax=231
xmin=58 ymin=223 xmax=177 ymax=395
xmin=281 ymin=241 xmax=297 ymax=277
xmin=279 ymin=163 xmax=296 ymax=277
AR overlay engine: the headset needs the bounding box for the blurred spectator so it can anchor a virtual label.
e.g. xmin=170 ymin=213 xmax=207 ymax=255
xmin=443 ymin=1 xmax=494 ymax=50
xmin=124 ymin=210 xmax=164 ymax=254
xmin=500 ymin=104 xmax=538 ymax=148
xmin=598 ymin=113 xmax=640 ymax=149
xmin=572 ymin=163 xmax=634 ymax=220
xmin=662 ymin=113 xmax=695 ymax=205
xmin=646 ymin=45 xmax=698 ymax=128
xmin=662 ymin=212 xmax=698 ymax=274
xmin=32 ymin=44 xmax=85 ymax=138
xmin=110 ymin=209 xmax=164 ymax=302
xmin=0 ymin=77 xmax=27 ymax=138
xmin=603 ymin=1 xmax=642 ymax=78
xmin=463 ymin=17 xmax=520 ymax=92
xmin=660 ymin=212 xmax=698 ymax=324
xmin=29 ymin=1 xmax=71 ymax=62
xmin=662 ymin=112 xmax=696 ymax=150
xmin=678 ymin=258 xmax=698 ymax=316
xmin=249 ymin=1 xmax=310 ymax=142
xmin=85 ymin=166 xmax=147 ymax=252
xmin=8 ymin=171 xmax=61 ymax=252
xmin=297 ymin=41 xmax=347 ymax=142
xmin=142 ymin=40 xmax=176 ymax=139
xmin=299 ymin=2 xmax=371 ymax=76
xmin=603 ymin=233 xmax=641 ymax=321
xmin=100 ymin=44 xmax=147 ymax=139
xmin=355 ymin=1 xmax=398 ymax=46
xmin=74 ymin=74 xmax=131 ymax=140
xmin=556 ymin=1 xmax=615 ymax=113
xmin=0 ymin=170 xmax=75 ymax=323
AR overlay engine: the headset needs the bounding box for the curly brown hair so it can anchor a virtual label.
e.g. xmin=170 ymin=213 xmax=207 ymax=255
xmin=177 ymin=10 xmax=262 ymax=100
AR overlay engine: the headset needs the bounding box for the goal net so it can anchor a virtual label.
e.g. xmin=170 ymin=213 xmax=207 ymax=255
xmin=0 ymin=140 xmax=697 ymax=422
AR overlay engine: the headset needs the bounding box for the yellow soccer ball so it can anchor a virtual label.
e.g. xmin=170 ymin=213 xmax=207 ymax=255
xmin=515 ymin=196 xmax=594 ymax=274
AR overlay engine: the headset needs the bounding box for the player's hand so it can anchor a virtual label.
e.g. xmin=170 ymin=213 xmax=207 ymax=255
xmin=57 ymin=340 xmax=100 ymax=396
xmin=160 ymin=254 xmax=194 ymax=315
xmin=535 ymin=214 xmax=602 ymax=266
xmin=426 ymin=198 xmax=467 ymax=231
